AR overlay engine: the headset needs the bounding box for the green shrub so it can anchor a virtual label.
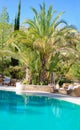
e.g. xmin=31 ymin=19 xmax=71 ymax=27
xmin=7 ymin=66 xmax=25 ymax=79
xmin=22 ymin=79 xmax=29 ymax=85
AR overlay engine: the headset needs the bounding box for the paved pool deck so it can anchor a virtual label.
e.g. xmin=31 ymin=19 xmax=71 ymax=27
xmin=0 ymin=85 xmax=80 ymax=105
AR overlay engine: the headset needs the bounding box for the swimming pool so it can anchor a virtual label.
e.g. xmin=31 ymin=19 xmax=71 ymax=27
xmin=0 ymin=90 xmax=80 ymax=130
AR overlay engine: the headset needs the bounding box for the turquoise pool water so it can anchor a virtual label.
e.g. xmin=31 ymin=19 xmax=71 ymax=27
xmin=0 ymin=91 xmax=80 ymax=130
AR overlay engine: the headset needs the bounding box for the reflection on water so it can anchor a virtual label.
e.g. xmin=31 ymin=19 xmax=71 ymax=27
xmin=0 ymin=90 xmax=79 ymax=116
xmin=0 ymin=90 xmax=80 ymax=130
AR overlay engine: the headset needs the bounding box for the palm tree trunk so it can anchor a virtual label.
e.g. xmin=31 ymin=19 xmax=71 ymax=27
xmin=1 ymin=56 xmax=4 ymax=78
xmin=50 ymin=72 xmax=56 ymax=85
xmin=39 ymin=55 xmax=48 ymax=84
xmin=26 ymin=67 xmax=30 ymax=84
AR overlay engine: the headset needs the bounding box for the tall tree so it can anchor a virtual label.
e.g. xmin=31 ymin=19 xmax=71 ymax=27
xmin=14 ymin=0 xmax=21 ymax=30
xmin=11 ymin=0 xmax=21 ymax=66
xmin=24 ymin=3 xmax=78 ymax=84
xmin=0 ymin=7 xmax=9 ymax=23
xmin=0 ymin=7 xmax=10 ymax=77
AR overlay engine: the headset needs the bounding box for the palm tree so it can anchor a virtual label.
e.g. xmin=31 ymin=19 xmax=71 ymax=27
xmin=8 ymin=3 xmax=78 ymax=84
xmin=24 ymin=3 xmax=78 ymax=84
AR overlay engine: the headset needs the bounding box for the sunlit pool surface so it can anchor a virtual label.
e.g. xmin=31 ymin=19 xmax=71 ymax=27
xmin=0 ymin=90 xmax=80 ymax=130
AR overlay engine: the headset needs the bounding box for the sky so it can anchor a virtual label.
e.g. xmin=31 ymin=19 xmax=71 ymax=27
xmin=0 ymin=0 xmax=80 ymax=31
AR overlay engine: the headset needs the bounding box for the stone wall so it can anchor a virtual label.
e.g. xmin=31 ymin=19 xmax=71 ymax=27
xmin=21 ymin=85 xmax=54 ymax=93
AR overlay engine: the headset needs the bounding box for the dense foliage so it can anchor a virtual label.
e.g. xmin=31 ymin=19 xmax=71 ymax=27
xmin=0 ymin=2 xmax=80 ymax=84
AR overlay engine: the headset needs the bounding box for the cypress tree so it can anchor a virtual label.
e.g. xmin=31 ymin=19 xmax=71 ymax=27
xmin=11 ymin=0 xmax=21 ymax=67
xmin=14 ymin=0 xmax=21 ymax=30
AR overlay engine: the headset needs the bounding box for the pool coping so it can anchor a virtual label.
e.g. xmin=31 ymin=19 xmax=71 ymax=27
xmin=0 ymin=86 xmax=80 ymax=105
